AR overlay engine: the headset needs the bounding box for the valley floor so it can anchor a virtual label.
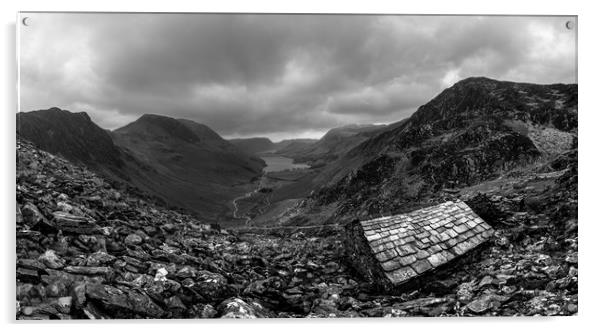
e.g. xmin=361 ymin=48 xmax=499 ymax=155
xmin=229 ymin=166 xmax=318 ymax=227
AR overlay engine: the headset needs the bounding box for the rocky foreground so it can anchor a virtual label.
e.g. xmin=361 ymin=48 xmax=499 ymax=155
xmin=16 ymin=138 xmax=577 ymax=319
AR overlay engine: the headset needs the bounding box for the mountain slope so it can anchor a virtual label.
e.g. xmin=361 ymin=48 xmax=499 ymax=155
xmin=17 ymin=109 xmax=265 ymax=220
xmin=277 ymin=124 xmax=387 ymax=165
xmin=110 ymin=114 xmax=265 ymax=219
xmin=16 ymin=108 xmax=126 ymax=175
xmin=16 ymin=108 xmax=181 ymax=211
xmin=229 ymin=137 xmax=275 ymax=155
xmin=273 ymin=138 xmax=319 ymax=155
xmin=112 ymin=114 xmax=264 ymax=184
xmin=308 ymin=77 xmax=577 ymax=220
xmin=228 ymin=137 xmax=320 ymax=156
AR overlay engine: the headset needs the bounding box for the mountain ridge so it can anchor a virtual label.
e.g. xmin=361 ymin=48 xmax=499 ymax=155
xmin=290 ymin=77 xmax=578 ymax=222
xmin=286 ymin=123 xmax=388 ymax=164
xmin=229 ymin=137 xmax=275 ymax=155
xmin=17 ymin=108 xmax=125 ymax=171
xmin=17 ymin=108 xmax=265 ymax=220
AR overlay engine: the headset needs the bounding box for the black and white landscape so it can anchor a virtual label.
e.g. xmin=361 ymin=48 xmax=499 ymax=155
xmin=16 ymin=13 xmax=577 ymax=319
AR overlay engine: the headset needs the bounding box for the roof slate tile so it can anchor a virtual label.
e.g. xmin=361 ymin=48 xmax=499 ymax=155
xmin=453 ymin=224 xmax=469 ymax=234
xmin=398 ymin=255 xmax=417 ymax=266
xmin=382 ymin=259 xmax=402 ymax=272
xmin=396 ymin=244 xmax=417 ymax=256
xmin=366 ymin=233 xmax=381 ymax=242
xmin=416 ymin=250 xmax=429 ymax=259
xmin=411 ymin=259 xmax=432 ymax=274
xmin=427 ymin=253 xmax=447 ymax=267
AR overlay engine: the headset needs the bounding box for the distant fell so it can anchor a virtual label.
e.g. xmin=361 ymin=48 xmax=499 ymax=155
xmin=229 ymin=137 xmax=275 ymax=154
xmin=306 ymin=77 xmax=577 ymax=220
xmin=17 ymin=108 xmax=265 ymax=220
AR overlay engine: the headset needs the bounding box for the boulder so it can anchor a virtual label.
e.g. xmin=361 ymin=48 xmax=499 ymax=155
xmin=70 ymin=282 xmax=87 ymax=310
xmin=53 ymin=211 xmax=100 ymax=235
xmin=456 ymin=282 xmax=475 ymax=303
xmin=83 ymin=251 xmax=116 ymax=266
xmin=85 ymin=284 xmax=165 ymax=318
xmin=165 ymin=295 xmax=187 ymax=311
xmin=466 ymin=294 xmax=510 ymax=314
xmin=188 ymin=304 xmax=217 ymax=318
xmin=21 ymin=202 xmax=47 ymax=225
xmin=41 ymin=270 xmax=87 ymax=298
xmin=64 ymin=266 xmax=114 ymax=279
xmin=22 ymin=202 xmax=56 ymax=232
xmin=17 ymin=267 xmax=41 ymax=284
xmin=124 ymin=234 xmax=143 ymax=246
xmin=38 ymin=250 xmax=65 ymax=269
xmin=217 ymin=297 xmax=274 ymax=318
xmin=183 ymin=270 xmax=236 ymax=304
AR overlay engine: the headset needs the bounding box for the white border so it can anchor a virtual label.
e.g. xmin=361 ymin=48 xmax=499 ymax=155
xmin=2 ymin=0 xmax=600 ymax=331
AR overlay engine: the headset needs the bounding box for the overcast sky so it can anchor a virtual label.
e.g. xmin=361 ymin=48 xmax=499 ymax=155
xmin=19 ymin=13 xmax=576 ymax=141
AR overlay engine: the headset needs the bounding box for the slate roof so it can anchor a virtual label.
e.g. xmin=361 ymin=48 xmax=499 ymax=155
xmin=359 ymin=201 xmax=494 ymax=286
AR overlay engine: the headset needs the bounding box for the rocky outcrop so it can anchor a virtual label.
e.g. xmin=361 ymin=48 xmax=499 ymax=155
xmin=311 ymin=77 xmax=577 ymax=220
xmin=16 ymin=135 xmax=577 ymax=318
xmin=16 ymin=138 xmax=364 ymax=319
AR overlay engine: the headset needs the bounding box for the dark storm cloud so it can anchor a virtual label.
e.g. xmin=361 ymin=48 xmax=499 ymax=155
xmin=20 ymin=14 xmax=577 ymax=140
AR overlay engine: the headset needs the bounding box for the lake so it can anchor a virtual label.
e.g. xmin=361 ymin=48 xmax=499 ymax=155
xmin=260 ymin=156 xmax=310 ymax=173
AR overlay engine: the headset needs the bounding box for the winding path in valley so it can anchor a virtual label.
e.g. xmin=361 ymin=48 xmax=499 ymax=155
xmin=232 ymin=171 xmax=266 ymax=224
xmin=231 ymin=156 xmax=310 ymax=225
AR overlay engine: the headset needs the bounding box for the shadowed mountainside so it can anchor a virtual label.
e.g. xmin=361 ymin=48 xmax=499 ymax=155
xmin=289 ymin=77 xmax=577 ymax=222
xmin=17 ymin=109 xmax=265 ymax=219
xmin=112 ymin=114 xmax=264 ymax=183
xmin=229 ymin=137 xmax=320 ymax=156
xmin=280 ymin=124 xmax=388 ymax=165
xmin=272 ymin=138 xmax=319 ymax=155
xmin=16 ymin=108 xmax=126 ymax=176
xmin=229 ymin=137 xmax=276 ymax=155
xmin=228 ymin=123 xmax=387 ymax=164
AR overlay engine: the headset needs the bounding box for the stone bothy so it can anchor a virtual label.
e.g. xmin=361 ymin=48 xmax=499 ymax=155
xmin=345 ymin=201 xmax=494 ymax=290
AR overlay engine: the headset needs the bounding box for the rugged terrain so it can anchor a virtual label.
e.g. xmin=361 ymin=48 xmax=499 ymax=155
xmin=15 ymin=77 xmax=578 ymax=318
xmin=17 ymin=109 xmax=265 ymax=219
xmin=16 ymin=108 xmax=132 ymax=181
xmin=297 ymin=77 xmax=577 ymax=224
xmin=16 ymin=133 xmax=577 ymax=318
